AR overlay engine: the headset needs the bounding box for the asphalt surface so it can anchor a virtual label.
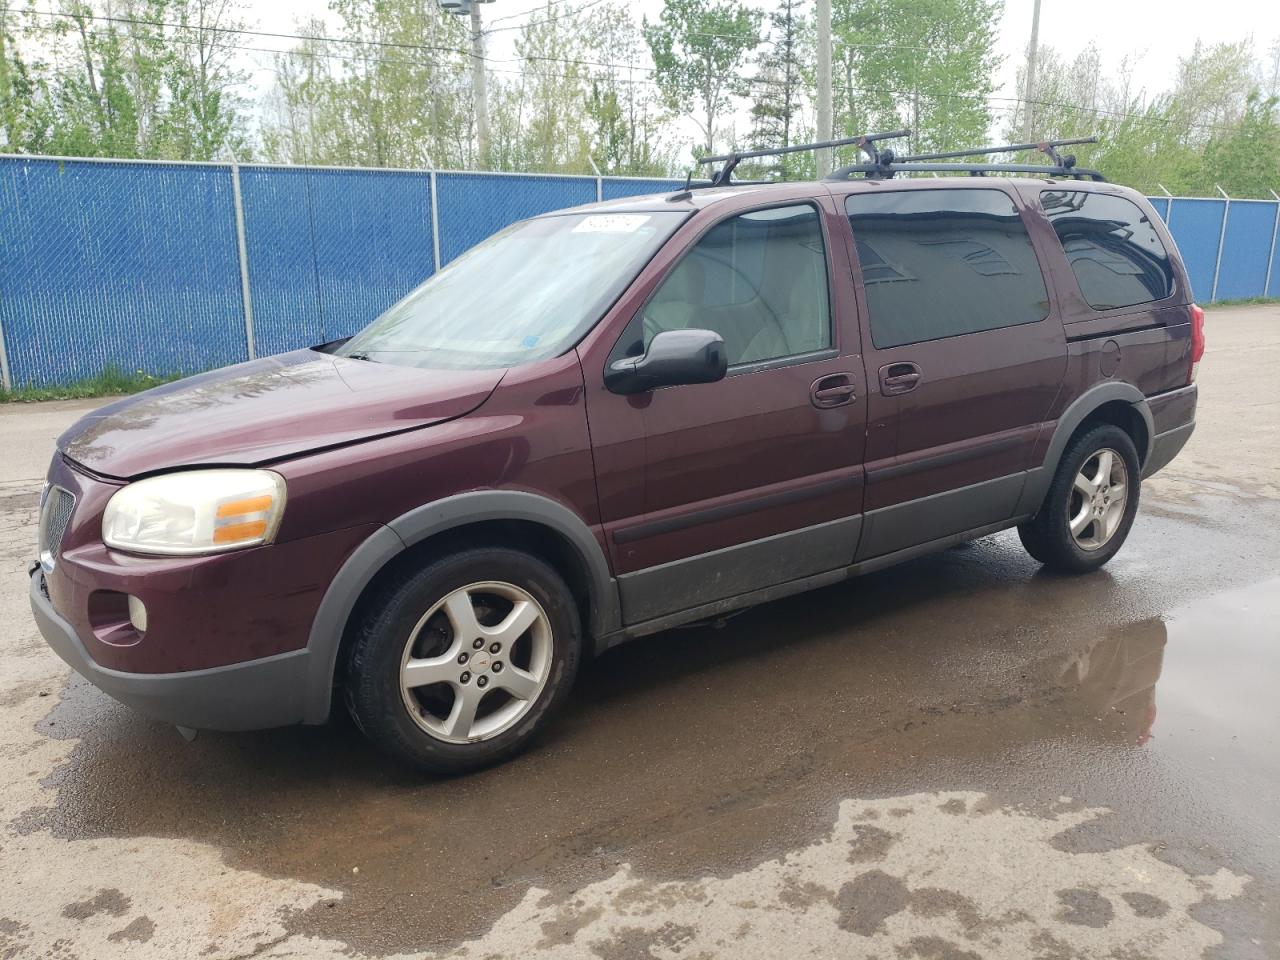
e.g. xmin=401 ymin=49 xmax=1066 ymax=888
xmin=1 ymin=304 xmax=1278 ymax=960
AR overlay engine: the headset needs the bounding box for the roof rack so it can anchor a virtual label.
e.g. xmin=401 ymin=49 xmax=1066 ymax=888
xmin=825 ymin=136 xmax=1106 ymax=182
xmin=691 ymin=130 xmax=910 ymax=188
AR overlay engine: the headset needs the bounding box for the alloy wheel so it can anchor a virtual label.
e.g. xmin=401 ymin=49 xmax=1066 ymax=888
xmin=399 ymin=581 xmax=553 ymax=743
xmin=1068 ymin=447 xmax=1129 ymax=551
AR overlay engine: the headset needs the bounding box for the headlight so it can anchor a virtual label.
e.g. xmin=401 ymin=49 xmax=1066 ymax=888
xmin=102 ymin=469 xmax=287 ymax=556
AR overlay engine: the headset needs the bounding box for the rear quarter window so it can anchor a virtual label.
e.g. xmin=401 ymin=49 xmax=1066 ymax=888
xmin=1040 ymin=190 xmax=1175 ymax=311
xmin=845 ymin=189 xmax=1050 ymax=349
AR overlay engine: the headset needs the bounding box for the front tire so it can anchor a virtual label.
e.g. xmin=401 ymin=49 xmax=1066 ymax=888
xmin=345 ymin=547 xmax=582 ymax=774
xmin=1018 ymin=423 xmax=1141 ymax=574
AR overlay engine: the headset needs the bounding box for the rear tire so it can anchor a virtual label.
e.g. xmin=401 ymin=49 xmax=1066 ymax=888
xmin=345 ymin=547 xmax=581 ymax=774
xmin=1018 ymin=423 xmax=1141 ymax=574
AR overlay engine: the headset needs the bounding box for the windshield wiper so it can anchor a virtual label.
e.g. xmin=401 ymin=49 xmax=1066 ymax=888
xmin=345 ymin=352 xmax=376 ymax=362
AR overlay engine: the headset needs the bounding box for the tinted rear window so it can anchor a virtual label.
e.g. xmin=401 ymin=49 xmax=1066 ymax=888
xmin=1040 ymin=190 xmax=1175 ymax=311
xmin=845 ymin=189 xmax=1049 ymax=349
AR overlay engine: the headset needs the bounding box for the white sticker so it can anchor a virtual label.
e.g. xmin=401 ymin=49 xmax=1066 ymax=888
xmin=572 ymin=214 xmax=651 ymax=233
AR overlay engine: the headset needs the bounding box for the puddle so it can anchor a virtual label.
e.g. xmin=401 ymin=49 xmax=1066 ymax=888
xmin=15 ymin=540 xmax=1280 ymax=955
xmin=1137 ymin=579 xmax=1280 ymax=852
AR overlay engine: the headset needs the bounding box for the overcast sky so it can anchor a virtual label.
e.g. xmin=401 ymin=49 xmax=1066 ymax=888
xmin=246 ymin=0 xmax=1280 ymax=143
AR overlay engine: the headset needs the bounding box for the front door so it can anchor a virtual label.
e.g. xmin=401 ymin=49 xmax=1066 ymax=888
xmin=581 ymin=196 xmax=868 ymax=626
xmin=839 ymin=184 xmax=1068 ymax=560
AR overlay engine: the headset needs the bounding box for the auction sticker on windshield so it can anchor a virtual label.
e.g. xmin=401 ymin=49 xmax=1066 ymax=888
xmin=571 ymin=214 xmax=652 ymax=233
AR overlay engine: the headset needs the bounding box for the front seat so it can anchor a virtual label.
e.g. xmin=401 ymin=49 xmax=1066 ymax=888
xmin=643 ymin=257 xmax=703 ymax=345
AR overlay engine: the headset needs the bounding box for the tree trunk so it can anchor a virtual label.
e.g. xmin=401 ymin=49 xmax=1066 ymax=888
xmin=73 ymin=15 xmax=107 ymax=135
xmin=703 ymin=50 xmax=715 ymax=153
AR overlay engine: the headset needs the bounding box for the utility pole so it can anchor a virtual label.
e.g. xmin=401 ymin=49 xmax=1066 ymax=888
xmin=469 ymin=3 xmax=491 ymax=169
xmin=1021 ymin=0 xmax=1042 ymax=142
xmin=816 ymin=0 xmax=832 ymax=176
xmin=439 ymin=0 xmax=493 ymax=167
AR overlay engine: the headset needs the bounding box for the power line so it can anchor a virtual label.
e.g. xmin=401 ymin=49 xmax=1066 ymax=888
xmin=21 ymin=6 xmax=659 ymax=77
xmin=58 ymin=27 xmax=661 ymax=88
xmin=484 ymin=0 xmax=601 ymax=27
xmin=19 ymin=0 xmax=980 ymax=105
xmin=21 ymin=6 xmax=933 ymax=58
xmin=484 ymin=0 xmax=612 ymax=33
xmin=16 ymin=6 xmax=1240 ymax=134
xmin=23 ymin=6 xmax=469 ymax=57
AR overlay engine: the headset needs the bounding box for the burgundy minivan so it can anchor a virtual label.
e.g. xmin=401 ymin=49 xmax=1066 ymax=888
xmin=30 ymin=164 xmax=1201 ymax=771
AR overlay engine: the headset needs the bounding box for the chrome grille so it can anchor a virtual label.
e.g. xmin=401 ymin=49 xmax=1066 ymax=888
xmin=38 ymin=485 xmax=75 ymax=572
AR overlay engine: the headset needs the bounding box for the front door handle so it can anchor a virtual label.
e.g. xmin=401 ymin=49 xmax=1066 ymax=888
xmin=879 ymin=362 xmax=922 ymax=396
xmin=811 ymin=373 xmax=857 ymax=408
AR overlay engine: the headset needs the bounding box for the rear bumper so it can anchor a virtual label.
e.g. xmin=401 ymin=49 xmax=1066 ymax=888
xmin=30 ymin=569 xmax=315 ymax=731
xmin=1143 ymin=383 xmax=1198 ymax=479
xmin=1142 ymin=421 xmax=1195 ymax=479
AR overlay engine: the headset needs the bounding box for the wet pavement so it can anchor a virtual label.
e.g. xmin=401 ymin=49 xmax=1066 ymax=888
xmin=2 ymin=304 xmax=1278 ymax=959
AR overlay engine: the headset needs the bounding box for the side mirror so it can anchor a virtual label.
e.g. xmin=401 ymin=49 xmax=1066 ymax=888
xmin=605 ymin=329 xmax=728 ymax=395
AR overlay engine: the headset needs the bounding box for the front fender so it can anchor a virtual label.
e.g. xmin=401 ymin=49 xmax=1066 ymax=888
xmin=299 ymin=491 xmax=620 ymax=724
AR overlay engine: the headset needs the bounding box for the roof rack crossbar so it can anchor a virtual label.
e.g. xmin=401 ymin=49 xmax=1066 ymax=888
xmin=826 ymin=160 xmax=1106 ymax=183
xmin=696 ymin=129 xmax=910 ymax=187
xmin=898 ymin=136 xmax=1098 ymax=166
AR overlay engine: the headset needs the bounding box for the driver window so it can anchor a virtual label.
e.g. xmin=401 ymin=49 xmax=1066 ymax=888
xmin=640 ymin=204 xmax=832 ymax=366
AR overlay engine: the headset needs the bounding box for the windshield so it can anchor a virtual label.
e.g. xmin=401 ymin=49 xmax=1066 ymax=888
xmin=338 ymin=210 xmax=687 ymax=369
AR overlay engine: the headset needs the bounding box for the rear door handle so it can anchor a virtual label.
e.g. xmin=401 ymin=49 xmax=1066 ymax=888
xmin=879 ymin=362 xmax=922 ymax=396
xmin=810 ymin=373 xmax=857 ymax=408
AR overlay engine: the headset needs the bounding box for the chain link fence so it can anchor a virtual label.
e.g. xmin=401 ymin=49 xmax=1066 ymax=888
xmin=1 ymin=154 xmax=1277 ymax=390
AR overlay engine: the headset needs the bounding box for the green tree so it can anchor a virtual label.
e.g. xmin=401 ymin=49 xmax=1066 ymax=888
xmin=830 ymin=0 xmax=999 ymax=157
xmin=164 ymin=0 xmax=253 ymax=158
xmin=643 ymin=0 xmax=761 ymax=155
xmin=739 ymin=0 xmax=808 ymax=176
xmin=2 ymin=0 xmax=251 ymax=160
xmin=1172 ymin=40 xmax=1259 ymax=147
xmin=1006 ymin=41 xmax=1280 ymax=197
xmin=1200 ymin=92 xmax=1280 ymax=198
xmin=579 ymin=3 xmax=677 ymax=175
xmin=497 ymin=0 xmax=593 ymax=171
xmin=1008 ymin=46 xmax=1186 ymax=193
xmin=0 ymin=3 xmax=50 ymax=151
xmin=261 ymin=22 xmax=344 ymax=165
xmin=487 ymin=0 xmax=678 ymax=175
xmin=265 ymin=0 xmax=471 ymax=168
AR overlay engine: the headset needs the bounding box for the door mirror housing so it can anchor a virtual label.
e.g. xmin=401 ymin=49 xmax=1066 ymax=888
xmin=605 ymin=329 xmax=729 ymax=395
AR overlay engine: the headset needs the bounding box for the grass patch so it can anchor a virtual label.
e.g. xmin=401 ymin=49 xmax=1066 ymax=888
xmin=1 ymin=367 xmax=187 ymax=404
xmin=1206 ymin=296 xmax=1280 ymax=308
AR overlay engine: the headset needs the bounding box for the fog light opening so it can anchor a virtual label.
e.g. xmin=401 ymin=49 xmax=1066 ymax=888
xmin=127 ymin=595 xmax=148 ymax=633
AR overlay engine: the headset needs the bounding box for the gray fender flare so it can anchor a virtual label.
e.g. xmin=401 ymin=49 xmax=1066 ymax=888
xmin=1015 ymin=382 xmax=1154 ymax=518
xmin=300 ymin=491 xmax=620 ymax=723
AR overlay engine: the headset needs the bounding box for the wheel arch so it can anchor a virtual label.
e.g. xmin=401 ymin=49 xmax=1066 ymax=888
xmin=299 ymin=491 xmax=620 ymax=724
xmin=1017 ymin=382 xmax=1154 ymax=518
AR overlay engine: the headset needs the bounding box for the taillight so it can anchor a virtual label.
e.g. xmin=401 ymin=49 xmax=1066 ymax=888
xmin=1189 ymin=303 xmax=1205 ymax=383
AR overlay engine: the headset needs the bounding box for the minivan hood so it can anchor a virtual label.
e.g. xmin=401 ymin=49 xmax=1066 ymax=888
xmin=59 ymin=350 xmax=506 ymax=479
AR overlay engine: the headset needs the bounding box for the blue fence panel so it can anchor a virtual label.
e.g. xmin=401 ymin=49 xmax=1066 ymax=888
xmin=242 ymin=167 xmax=433 ymax=354
xmin=306 ymin=169 xmax=434 ymax=341
xmin=6 ymin=155 xmax=1279 ymax=392
xmin=1146 ymin=196 xmax=1171 ymax=222
xmin=602 ymin=177 xmax=683 ymax=200
xmin=1164 ymin=198 xmax=1227 ymax=302
xmin=435 ymin=173 xmax=597 ymax=265
xmin=1216 ymin=201 xmax=1278 ymax=302
xmin=239 ymin=167 xmax=323 ymax=357
xmin=0 ymin=157 xmax=246 ymax=387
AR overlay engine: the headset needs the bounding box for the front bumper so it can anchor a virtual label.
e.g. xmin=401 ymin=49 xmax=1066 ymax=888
xmin=30 ymin=568 xmax=314 ymax=731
